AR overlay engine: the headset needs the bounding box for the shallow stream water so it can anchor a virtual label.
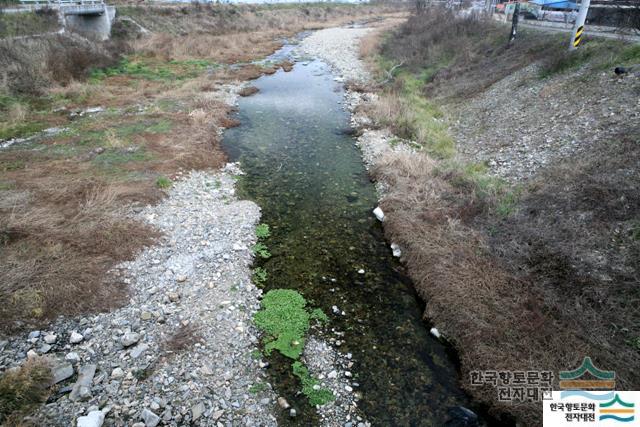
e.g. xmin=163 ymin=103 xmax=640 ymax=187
xmin=222 ymin=49 xmax=477 ymax=426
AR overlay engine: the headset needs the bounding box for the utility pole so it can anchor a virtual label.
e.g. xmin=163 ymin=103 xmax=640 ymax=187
xmin=509 ymin=2 xmax=521 ymax=43
xmin=569 ymin=0 xmax=591 ymax=50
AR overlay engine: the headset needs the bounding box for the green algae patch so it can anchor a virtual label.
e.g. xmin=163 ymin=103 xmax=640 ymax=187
xmin=292 ymin=361 xmax=335 ymax=406
xmin=254 ymin=289 xmax=310 ymax=360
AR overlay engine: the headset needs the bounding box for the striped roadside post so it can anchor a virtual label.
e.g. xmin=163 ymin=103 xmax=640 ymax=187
xmin=569 ymin=0 xmax=591 ymax=50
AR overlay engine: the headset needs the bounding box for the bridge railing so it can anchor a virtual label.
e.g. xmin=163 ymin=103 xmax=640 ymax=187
xmin=18 ymin=0 xmax=105 ymax=6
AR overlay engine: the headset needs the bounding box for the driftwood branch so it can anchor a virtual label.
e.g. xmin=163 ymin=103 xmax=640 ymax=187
xmin=379 ymin=61 xmax=405 ymax=85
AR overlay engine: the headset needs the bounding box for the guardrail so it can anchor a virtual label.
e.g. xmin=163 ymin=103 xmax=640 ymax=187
xmin=18 ymin=0 xmax=105 ymax=5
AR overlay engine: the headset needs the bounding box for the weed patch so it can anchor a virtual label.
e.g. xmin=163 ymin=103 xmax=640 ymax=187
xmin=155 ymin=176 xmax=172 ymax=189
xmin=252 ymin=266 xmax=268 ymax=286
xmin=292 ymin=361 xmax=334 ymax=406
xmin=0 ymin=357 xmax=51 ymax=423
xmin=255 ymin=223 xmax=271 ymax=239
xmin=252 ymin=242 xmax=271 ymax=259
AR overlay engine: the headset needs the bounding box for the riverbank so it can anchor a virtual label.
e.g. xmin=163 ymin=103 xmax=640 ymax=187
xmin=0 ymin=5 xmax=407 ymax=424
xmin=304 ymin=9 xmax=640 ymax=426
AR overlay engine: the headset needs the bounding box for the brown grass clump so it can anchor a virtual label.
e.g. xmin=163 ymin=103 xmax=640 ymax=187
xmin=0 ymin=357 xmax=52 ymax=424
xmin=238 ymin=86 xmax=259 ymax=97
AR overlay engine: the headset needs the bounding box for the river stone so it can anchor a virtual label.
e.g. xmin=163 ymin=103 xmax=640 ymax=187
xmin=277 ymin=397 xmax=290 ymax=409
xmin=44 ymin=334 xmax=57 ymax=344
xmin=191 ymin=402 xmax=205 ymax=420
xmin=140 ymin=311 xmax=152 ymax=321
xmin=51 ymin=362 xmax=74 ymax=384
xmin=111 ymin=367 xmax=124 ymax=379
xmin=130 ymin=343 xmax=149 ymax=359
xmin=69 ymin=364 xmax=96 ymax=402
xmin=69 ymin=332 xmax=84 ymax=344
xmin=77 ymin=410 xmax=105 ymax=427
xmin=141 ymin=408 xmax=160 ymax=427
xmin=121 ymin=332 xmax=140 ymax=347
xmin=28 ymin=330 xmax=40 ymax=340
xmin=66 ymin=352 xmax=81 ymax=363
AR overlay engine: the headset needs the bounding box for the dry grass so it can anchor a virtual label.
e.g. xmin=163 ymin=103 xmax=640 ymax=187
xmin=0 ymin=357 xmax=51 ymax=424
xmin=373 ymin=151 xmax=589 ymax=424
xmin=162 ymin=323 xmax=201 ymax=353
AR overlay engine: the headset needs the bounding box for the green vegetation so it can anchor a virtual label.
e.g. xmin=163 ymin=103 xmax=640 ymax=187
xmin=310 ymin=308 xmax=328 ymax=323
xmin=254 ymin=289 xmax=309 ymax=359
xmin=0 ymin=121 xmax=46 ymax=141
xmin=252 ymin=242 xmax=271 ymax=259
xmin=252 ymin=266 xmax=268 ymax=286
xmin=255 ymin=223 xmax=271 ymax=239
xmin=254 ymin=290 xmax=333 ymax=406
xmin=249 ymin=382 xmax=267 ymax=394
xmin=396 ymin=73 xmax=454 ymax=158
xmin=0 ymin=358 xmax=52 ymax=424
xmin=292 ymin=361 xmax=335 ymax=406
xmin=156 ymin=176 xmax=172 ymax=189
xmin=627 ymin=337 xmax=640 ymax=351
xmin=90 ymin=57 xmax=218 ymax=82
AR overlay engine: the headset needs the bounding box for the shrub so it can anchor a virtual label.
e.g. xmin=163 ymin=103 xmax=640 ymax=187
xmin=0 ymin=357 xmax=52 ymax=423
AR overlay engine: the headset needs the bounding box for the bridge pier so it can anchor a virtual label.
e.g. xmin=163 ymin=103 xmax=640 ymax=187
xmin=63 ymin=6 xmax=115 ymax=41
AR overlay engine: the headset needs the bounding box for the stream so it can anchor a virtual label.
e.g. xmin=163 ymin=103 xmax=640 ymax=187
xmin=222 ymin=45 xmax=478 ymax=426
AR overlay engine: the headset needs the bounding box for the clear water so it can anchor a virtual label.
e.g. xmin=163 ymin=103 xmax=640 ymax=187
xmin=222 ymin=55 xmax=475 ymax=425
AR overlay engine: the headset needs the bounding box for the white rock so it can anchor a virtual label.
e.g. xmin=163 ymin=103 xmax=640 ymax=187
xmin=327 ymin=370 xmax=338 ymax=379
xmin=121 ymin=332 xmax=140 ymax=347
xmin=130 ymin=343 xmax=149 ymax=359
xmin=77 ymin=410 xmax=105 ymax=427
xmin=111 ymin=367 xmax=124 ymax=379
xmin=390 ymin=243 xmax=401 ymax=257
xmin=27 ymin=349 xmax=38 ymax=359
xmin=373 ymin=206 xmax=384 ymax=221
xmin=70 ymin=331 xmax=84 ymax=344
xmin=66 ymin=352 xmax=81 ymax=363
xmin=141 ymin=408 xmax=160 ymax=427
xmin=44 ymin=334 xmax=57 ymax=344
xmin=430 ymin=327 xmax=441 ymax=338
xmin=357 ymin=269 xmax=365 ymax=274
xmin=191 ymin=402 xmax=205 ymax=421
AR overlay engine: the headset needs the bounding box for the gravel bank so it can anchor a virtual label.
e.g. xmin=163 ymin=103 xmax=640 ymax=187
xmin=298 ymin=27 xmax=372 ymax=83
xmin=0 ymin=85 xmax=278 ymax=426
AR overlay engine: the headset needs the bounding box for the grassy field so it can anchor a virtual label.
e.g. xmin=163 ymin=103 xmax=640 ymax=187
xmin=360 ymin=8 xmax=640 ymax=425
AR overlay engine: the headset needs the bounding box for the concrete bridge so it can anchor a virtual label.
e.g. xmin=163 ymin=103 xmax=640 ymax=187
xmin=14 ymin=0 xmax=116 ymax=40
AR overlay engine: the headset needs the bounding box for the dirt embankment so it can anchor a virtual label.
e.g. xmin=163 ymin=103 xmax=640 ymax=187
xmin=347 ymin=9 xmax=639 ymax=426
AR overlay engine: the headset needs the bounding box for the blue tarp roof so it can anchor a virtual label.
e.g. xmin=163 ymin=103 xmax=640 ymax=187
xmin=529 ymin=0 xmax=578 ymax=9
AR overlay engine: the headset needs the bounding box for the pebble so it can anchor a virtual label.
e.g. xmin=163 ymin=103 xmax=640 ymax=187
xmin=76 ymin=410 xmax=105 ymax=427
xmin=44 ymin=334 xmax=57 ymax=344
xmin=111 ymin=367 xmax=124 ymax=379
xmin=141 ymin=408 xmax=160 ymax=427
xmin=277 ymin=397 xmax=291 ymax=409
xmin=120 ymin=332 xmax=140 ymax=347
xmin=191 ymin=402 xmax=205 ymax=420
xmin=69 ymin=332 xmax=84 ymax=344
